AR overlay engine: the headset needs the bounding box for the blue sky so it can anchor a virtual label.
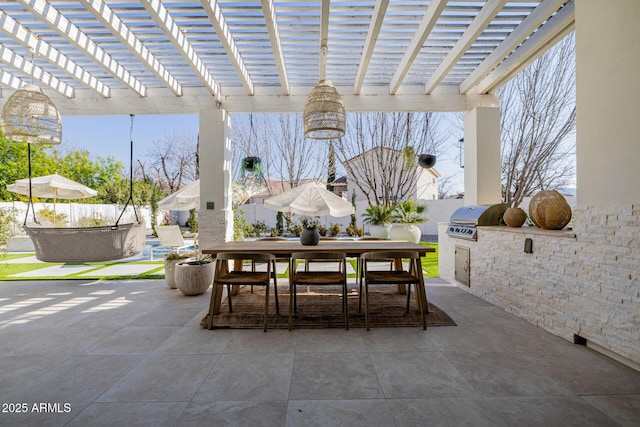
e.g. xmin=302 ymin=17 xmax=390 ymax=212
xmin=61 ymin=114 xmax=199 ymax=162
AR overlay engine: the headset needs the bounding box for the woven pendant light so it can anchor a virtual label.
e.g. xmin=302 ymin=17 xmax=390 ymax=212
xmin=2 ymin=84 xmax=62 ymax=145
xmin=303 ymin=79 xmax=345 ymax=140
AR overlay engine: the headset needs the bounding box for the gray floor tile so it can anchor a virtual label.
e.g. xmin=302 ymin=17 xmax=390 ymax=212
xmin=8 ymin=355 xmax=142 ymax=403
xmin=0 ymin=354 xmax=69 ymax=394
xmin=194 ymin=353 xmax=294 ymax=401
xmin=295 ymin=329 xmax=367 ymax=352
xmin=582 ymin=395 xmax=640 ymax=427
xmin=443 ymin=350 xmax=574 ymax=397
xmin=82 ymin=326 xmax=176 ymax=355
xmin=223 ymin=329 xmax=298 ymax=353
xmin=386 ymin=398 xmax=508 ymax=427
xmin=178 ymin=400 xmax=287 ymax=426
xmin=153 ymin=326 xmax=234 ymax=354
xmin=290 ymin=352 xmax=384 ymax=400
xmin=97 ymin=354 xmax=216 ymax=402
xmin=485 ymin=396 xmax=621 ymax=426
xmin=66 ymin=402 xmax=187 ymax=427
xmin=370 ymin=351 xmax=478 ymax=398
xmin=286 ymin=400 xmax=395 ymax=427
xmin=360 ymin=327 xmax=438 ymax=352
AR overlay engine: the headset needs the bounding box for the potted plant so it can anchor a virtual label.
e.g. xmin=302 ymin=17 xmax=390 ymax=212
xmin=164 ymin=251 xmax=194 ymax=289
xmin=389 ymin=199 xmax=426 ymax=243
xmin=299 ymin=216 xmax=320 ymax=246
xmin=361 ymin=203 xmax=393 ymax=238
xmin=329 ymin=223 xmax=342 ymax=237
xmin=174 ymin=255 xmax=214 ymax=296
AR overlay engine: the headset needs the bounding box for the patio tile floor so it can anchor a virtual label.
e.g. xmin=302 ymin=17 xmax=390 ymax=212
xmin=0 ymin=278 xmax=638 ymax=426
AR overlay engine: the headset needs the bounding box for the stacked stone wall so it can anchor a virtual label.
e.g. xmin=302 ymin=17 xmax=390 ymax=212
xmin=439 ymin=204 xmax=639 ymax=364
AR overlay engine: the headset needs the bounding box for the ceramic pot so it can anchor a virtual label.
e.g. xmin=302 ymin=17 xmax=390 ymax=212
xmin=300 ymin=227 xmax=320 ymax=245
xmin=174 ymin=261 xmax=214 ymax=296
xmin=368 ymin=224 xmax=391 ymax=239
xmin=164 ymin=259 xmax=180 ymax=289
xmin=503 ymin=207 xmax=526 ymax=228
xmin=389 ymin=224 xmax=421 ymax=243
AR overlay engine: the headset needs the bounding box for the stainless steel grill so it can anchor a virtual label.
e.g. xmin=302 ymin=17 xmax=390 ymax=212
xmin=446 ymin=204 xmax=508 ymax=240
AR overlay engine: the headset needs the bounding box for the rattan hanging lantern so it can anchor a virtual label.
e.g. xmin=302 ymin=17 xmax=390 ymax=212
xmin=1 ymin=84 xmax=62 ymax=145
xmin=303 ymin=79 xmax=345 ymax=139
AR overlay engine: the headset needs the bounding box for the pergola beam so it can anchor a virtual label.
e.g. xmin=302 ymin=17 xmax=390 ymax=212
xmin=0 ymin=10 xmax=110 ymax=98
xmin=0 ymin=69 xmax=26 ymax=91
xmin=424 ymin=0 xmax=508 ymax=94
xmin=260 ymin=0 xmax=289 ymax=95
xmin=17 ymin=0 xmax=146 ymax=97
xmin=140 ymin=0 xmax=221 ymax=99
xmin=354 ymin=0 xmax=389 ymax=95
xmin=201 ymin=0 xmax=253 ymax=96
xmin=476 ymin=0 xmax=575 ymax=94
xmin=460 ymin=0 xmax=569 ymax=94
xmin=79 ymin=0 xmax=182 ymax=96
xmin=319 ymin=0 xmax=330 ymax=80
xmin=389 ymin=0 xmax=447 ymax=95
xmin=0 ymin=44 xmax=74 ymax=98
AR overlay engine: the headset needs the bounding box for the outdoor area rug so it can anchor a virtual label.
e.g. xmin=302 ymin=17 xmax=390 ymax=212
xmin=201 ymin=285 xmax=456 ymax=329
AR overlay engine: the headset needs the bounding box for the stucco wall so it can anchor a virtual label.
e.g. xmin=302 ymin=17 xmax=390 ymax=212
xmin=439 ymin=204 xmax=640 ymax=364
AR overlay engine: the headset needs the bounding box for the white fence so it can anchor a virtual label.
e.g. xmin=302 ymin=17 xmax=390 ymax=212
xmin=0 ymin=201 xmax=157 ymax=236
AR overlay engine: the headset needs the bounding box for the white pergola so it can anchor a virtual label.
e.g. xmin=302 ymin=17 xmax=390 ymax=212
xmin=0 ymin=0 xmax=573 ymax=114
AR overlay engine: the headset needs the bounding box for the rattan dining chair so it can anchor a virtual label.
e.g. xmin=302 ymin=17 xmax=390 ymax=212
xmin=288 ymin=252 xmax=349 ymax=330
xmin=212 ymin=252 xmax=279 ymax=332
xmin=359 ymin=251 xmax=427 ymax=331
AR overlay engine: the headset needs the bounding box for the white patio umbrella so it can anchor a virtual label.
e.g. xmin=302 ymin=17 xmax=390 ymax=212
xmin=264 ymin=182 xmax=355 ymax=217
xmin=158 ymin=180 xmax=200 ymax=211
xmin=7 ymin=173 xmax=98 ymax=226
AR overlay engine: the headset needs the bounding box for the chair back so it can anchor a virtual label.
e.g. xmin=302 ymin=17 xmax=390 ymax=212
xmin=291 ymin=252 xmax=346 ymax=273
xmin=361 ymin=251 xmax=419 ymax=262
xmin=156 ymin=225 xmax=185 ymax=247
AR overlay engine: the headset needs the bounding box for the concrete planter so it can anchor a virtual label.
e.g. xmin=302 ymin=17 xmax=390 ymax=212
xmin=368 ymin=224 xmax=391 ymax=239
xmin=174 ymin=261 xmax=214 ymax=296
xmin=389 ymin=224 xmax=421 ymax=243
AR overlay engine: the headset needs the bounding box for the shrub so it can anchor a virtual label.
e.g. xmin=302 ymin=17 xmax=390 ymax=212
xmin=38 ymin=207 xmax=68 ymax=227
xmin=346 ymin=225 xmax=364 ymax=237
xmin=78 ymin=217 xmax=108 ymax=227
xmin=0 ymin=208 xmax=19 ymax=250
xmin=317 ymin=224 xmax=327 ymax=236
xmin=292 ymin=223 xmax=303 ymax=237
xmin=329 ymin=223 xmax=341 ymax=237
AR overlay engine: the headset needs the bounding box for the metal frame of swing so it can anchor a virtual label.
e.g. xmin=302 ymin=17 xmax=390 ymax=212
xmin=23 ymin=114 xmax=146 ymax=263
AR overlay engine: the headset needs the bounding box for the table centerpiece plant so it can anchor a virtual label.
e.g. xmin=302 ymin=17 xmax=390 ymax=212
xmin=389 ymin=199 xmax=426 ymax=243
xmin=361 ymin=203 xmax=393 ymax=239
xmin=299 ymin=216 xmax=320 ymax=246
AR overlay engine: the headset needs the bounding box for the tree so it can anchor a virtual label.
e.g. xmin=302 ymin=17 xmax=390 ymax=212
xmin=143 ymin=131 xmax=198 ymax=193
xmin=499 ymin=33 xmax=576 ymax=208
xmin=334 ymin=112 xmax=446 ymax=207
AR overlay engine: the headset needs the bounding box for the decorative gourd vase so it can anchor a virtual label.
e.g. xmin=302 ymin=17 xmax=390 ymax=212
xmin=528 ymin=190 xmax=572 ymax=230
xmin=369 ymin=224 xmax=391 ymax=239
xmin=503 ymin=207 xmax=526 ymax=228
xmin=300 ymin=227 xmax=320 ymax=245
xmin=389 ymin=224 xmax=421 ymax=243
xmin=174 ymin=260 xmax=214 ymax=296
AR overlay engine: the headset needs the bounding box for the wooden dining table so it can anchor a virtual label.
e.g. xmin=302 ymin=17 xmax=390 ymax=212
xmin=202 ymin=239 xmax=435 ymax=318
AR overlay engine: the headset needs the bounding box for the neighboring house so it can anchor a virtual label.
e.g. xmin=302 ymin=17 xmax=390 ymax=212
xmin=329 ymin=176 xmax=348 ymax=198
xmin=343 ymin=147 xmax=440 ymax=203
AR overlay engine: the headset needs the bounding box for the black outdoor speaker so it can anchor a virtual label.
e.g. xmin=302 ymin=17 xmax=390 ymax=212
xmin=418 ymin=154 xmax=436 ymax=169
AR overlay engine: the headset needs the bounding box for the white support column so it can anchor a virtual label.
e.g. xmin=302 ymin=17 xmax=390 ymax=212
xmin=575 ymin=0 xmax=640 ymax=206
xmin=198 ymin=108 xmax=234 ymax=247
xmin=463 ymin=107 xmax=502 ymax=205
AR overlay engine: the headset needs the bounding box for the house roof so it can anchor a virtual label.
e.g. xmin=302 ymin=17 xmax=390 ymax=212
xmin=0 ymin=1 xmax=574 ymax=116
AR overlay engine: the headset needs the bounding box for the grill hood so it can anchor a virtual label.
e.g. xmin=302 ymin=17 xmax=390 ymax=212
xmin=449 ymin=204 xmax=509 ymax=226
